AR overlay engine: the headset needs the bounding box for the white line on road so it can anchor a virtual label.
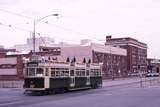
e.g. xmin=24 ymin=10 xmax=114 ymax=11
xmin=0 ymin=96 xmax=15 ymax=99
xmin=0 ymin=98 xmax=22 ymax=103
xmin=104 ymin=93 xmax=113 ymax=96
xmin=0 ymin=101 xmax=24 ymax=107
xmin=0 ymin=96 xmax=21 ymax=100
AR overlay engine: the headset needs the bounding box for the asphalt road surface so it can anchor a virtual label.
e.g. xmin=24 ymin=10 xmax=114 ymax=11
xmin=0 ymin=80 xmax=160 ymax=107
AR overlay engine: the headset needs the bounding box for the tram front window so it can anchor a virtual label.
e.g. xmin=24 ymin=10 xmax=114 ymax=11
xmin=28 ymin=68 xmax=36 ymax=76
xmin=36 ymin=68 xmax=44 ymax=77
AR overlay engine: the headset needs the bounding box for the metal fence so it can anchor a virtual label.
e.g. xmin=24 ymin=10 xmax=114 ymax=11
xmin=0 ymin=80 xmax=23 ymax=88
xmin=139 ymin=77 xmax=160 ymax=88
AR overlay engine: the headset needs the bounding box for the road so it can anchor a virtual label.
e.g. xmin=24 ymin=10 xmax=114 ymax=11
xmin=0 ymin=78 xmax=160 ymax=107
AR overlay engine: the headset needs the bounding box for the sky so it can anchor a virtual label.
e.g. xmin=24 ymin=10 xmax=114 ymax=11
xmin=0 ymin=0 xmax=160 ymax=58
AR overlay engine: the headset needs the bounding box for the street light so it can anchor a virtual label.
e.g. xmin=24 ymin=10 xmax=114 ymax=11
xmin=32 ymin=14 xmax=59 ymax=53
xmin=110 ymin=46 xmax=114 ymax=80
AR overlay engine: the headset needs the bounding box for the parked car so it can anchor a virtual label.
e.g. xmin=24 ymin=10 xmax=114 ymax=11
xmin=145 ymin=73 xmax=159 ymax=77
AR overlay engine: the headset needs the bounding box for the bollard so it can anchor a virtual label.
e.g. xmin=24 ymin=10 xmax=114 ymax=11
xmin=140 ymin=77 xmax=143 ymax=88
xmin=149 ymin=78 xmax=152 ymax=86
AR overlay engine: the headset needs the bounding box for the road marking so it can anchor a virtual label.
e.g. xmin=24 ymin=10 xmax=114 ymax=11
xmin=0 ymin=101 xmax=24 ymax=107
xmin=0 ymin=96 xmax=16 ymax=99
xmin=0 ymin=98 xmax=22 ymax=103
xmin=104 ymin=93 xmax=113 ymax=96
xmin=0 ymin=96 xmax=21 ymax=100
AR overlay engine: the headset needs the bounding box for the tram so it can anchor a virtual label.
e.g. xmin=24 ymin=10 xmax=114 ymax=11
xmin=23 ymin=56 xmax=102 ymax=94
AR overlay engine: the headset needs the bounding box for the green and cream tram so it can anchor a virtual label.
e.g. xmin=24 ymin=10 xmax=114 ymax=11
xmin=23 ymin=57 xmax=102 ymax=94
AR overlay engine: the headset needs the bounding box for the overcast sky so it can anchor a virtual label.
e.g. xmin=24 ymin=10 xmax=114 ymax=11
xmin=0 ymin=0 xmax=160 ymax=58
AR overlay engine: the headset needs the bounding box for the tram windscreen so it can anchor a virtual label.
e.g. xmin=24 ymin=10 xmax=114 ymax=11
xmin=36 ymin=68 xmax=44 ymax=76
xmin=28 ymin=68 xmax=36 ymax=76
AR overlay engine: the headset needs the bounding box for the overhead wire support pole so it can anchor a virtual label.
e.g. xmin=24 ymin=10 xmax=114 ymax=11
xmin=33 ymin=20 xmax=36 ymax=53
xmin=32 ymin=14 xmax=59 ymax=53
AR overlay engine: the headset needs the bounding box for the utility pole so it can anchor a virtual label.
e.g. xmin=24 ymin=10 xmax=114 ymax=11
xmin=110 ymin=46 xmax=114 ymax=80
xmin=33 ymin=20 xmax=36 ymax=53
xmin=108 ymin=37 xmax=114 ymax=80
xmin=106 ymin=35 xmax=114 ymax=80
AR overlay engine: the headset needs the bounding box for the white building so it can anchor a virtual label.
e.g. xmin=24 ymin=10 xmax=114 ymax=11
xmin=14 ymin=37 xmax=55 ymax=52
xmin=58 ymin=43 xmax=127 ymax=62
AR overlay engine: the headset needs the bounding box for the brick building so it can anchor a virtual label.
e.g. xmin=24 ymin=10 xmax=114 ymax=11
xmin=0 ymin=52 xmax=30 ymax=80
xmin=0 ymin=47 xmax=61 ymax=81
xmin=147 ymin=58 xmax=160 ymax=74
xmin=105 ymin=36 xmax=147 ymax=76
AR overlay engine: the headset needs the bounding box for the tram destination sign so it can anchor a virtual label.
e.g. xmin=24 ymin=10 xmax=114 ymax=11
xmin=27 ymin=62 xmax=38 ymax=67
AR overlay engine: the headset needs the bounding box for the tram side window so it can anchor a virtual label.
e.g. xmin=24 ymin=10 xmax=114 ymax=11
xmin=64 ymin=70 xmax=69 ymax=77
xmin=51 ymin=68 xmax=55 ymax=77
xmin=98 ymin=69 xmax=101 ymax=76
xmin=75 ymin=69 xmax=85 ymax=77
xmin=90 ymin=69 xmax=93 ymax=76
xmin=70 ymin=70 xmax=74 ymax=76
xmin=76 ymin=70 xmax=79 ymax=76
xmin=59 ymin=68 xmax=69 ymax=77
xmin=45 ymin=68 xmax=49 ymax=76
xmin=56 ymin=71 xmax=60 ymax=76
xmin=51 ymin=71 xmax=55 ymax=77
xmin=65 ymin=68 xmax=69 ymax=77
xmin=86 ymin=70 xmax=90 ymax=76
xmin=28 ymin=68 xmax=36 ymax=76
xmin=95 ymin=69 xmax=101 ymax=76
xmin=90 ymin=68 xmax=101 ymax=76
xmin=36 ymin=68 xmax=44 ymax=76
xmin=82 ymin=71 xmax=85 ymax=76
xmin=51 ymin=68 xmax=69 ymax=77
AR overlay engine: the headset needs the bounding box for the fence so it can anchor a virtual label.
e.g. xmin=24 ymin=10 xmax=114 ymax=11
xmin=140 ymin=77 xmax=160 ymax=88
xmin=0 ymin=80 xmax=23 ymax=88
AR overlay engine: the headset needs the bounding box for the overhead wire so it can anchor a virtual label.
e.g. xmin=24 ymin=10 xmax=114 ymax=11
xmin=0 ymin=8 xmax=33 ymax=19
xmin=0 ymin=8 xmax=106 ymax=44
xmin=44 ymin=22 xmax=106 ymax=42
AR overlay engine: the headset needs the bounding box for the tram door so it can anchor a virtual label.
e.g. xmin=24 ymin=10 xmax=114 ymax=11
xmin=70 ymin=69 xmax=75 ymax=87
xmin=86 ymin=69 xmax=90 ymax=85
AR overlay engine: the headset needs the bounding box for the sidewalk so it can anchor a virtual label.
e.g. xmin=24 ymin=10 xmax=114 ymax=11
xmin=103 ymin=77 xmax=160 ymax=87
xmin=0 ymin=81 xmax=23 ymax=88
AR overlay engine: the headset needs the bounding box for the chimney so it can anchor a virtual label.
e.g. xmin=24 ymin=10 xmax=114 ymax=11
xmin=106 ymin=35 xmax=112 ymax=41
xmin=105 ymin=35 xmax=112 ymax=46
